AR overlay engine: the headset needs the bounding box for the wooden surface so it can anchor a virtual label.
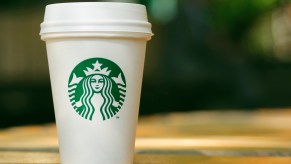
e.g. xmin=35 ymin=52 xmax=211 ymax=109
xmin=0 ymin=109 xmax=291 ymax=163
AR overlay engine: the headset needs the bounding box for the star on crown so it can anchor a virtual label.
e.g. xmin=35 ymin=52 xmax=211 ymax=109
xmin=69 ymin=59 xmax=126 ymax=86
xmin=83 ymin=60 xmax=111 ymax=76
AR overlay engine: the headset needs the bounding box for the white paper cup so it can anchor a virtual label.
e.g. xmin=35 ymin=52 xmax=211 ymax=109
xmin=40 ymin=2 xmax=152 ymax=164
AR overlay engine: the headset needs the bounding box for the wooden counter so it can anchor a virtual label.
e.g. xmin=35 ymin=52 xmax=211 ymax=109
xmin=1 ymin=109 xmax=291 ymax=163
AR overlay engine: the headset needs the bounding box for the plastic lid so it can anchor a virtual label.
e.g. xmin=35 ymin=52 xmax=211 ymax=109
xmin=40 ymin=2 xmax=153 ymax=39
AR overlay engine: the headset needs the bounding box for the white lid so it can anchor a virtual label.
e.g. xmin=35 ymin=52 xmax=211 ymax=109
xmin=40 ymin=2 xmax=153 ymax=39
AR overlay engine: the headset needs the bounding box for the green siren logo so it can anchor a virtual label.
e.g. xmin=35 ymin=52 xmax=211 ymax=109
xmin=68 ymin=58 xmax=126 ymax=121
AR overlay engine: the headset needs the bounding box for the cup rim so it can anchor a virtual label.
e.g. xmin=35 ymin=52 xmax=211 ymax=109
xmin=40 ymin=2 xmax=153 ymax=39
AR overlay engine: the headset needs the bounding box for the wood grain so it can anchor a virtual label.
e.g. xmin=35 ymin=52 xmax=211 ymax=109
xmin=0 ymin=109 xmax=291 ymax=163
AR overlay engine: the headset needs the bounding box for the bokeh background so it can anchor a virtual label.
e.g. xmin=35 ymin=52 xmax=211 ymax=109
xmin=1 ymin=0 xmax=291 ymax=128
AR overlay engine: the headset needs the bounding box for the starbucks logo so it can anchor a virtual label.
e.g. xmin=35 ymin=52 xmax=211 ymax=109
xmin=68 ymin=58 xmax=126 ymax=121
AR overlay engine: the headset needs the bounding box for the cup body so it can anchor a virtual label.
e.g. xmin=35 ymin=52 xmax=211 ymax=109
xmin=46 ymin=37 xmax=146 ymax=164
xmin=40 ymin=2 xmax=152 ymax=164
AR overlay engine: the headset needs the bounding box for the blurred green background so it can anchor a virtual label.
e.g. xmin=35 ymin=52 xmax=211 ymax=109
xmin=1 ymin=0 xmax=291 ymax=128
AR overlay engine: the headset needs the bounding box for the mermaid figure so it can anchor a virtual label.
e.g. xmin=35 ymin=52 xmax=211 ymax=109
xmin=68 ymin=59 xmax=126 ymax=121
